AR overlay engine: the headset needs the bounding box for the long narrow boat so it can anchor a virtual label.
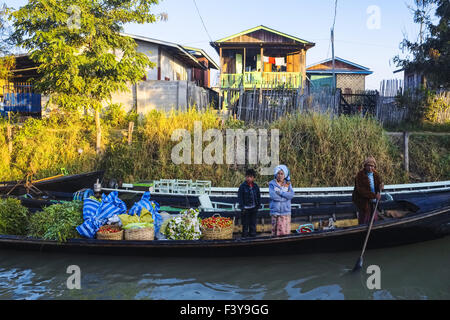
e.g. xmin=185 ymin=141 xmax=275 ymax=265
xmin=0 ymin=171 xmax=105 ymax=196
xmin=0 ymin=192 xmax=448 ymax=257
xmin=108 ymin=180 xmax=450 ymax=208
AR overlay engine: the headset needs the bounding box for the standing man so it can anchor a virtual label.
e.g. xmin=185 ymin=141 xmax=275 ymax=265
xmin=237 ymin=169 xmax=261 ymax=238
xmin=352 ymin=156 xmax=384 ymax=224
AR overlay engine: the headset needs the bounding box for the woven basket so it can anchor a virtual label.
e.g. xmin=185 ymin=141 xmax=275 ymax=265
xmin=124 ymin=227 xmax=154 ymax=241
xmin=201 ymin=215 xmax=234 ymax=240
xmin=96 ymin=229 xmax=124 ymax=241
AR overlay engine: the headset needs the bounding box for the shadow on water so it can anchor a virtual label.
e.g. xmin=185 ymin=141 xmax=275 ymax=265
xmin=0 ymin=236 xmax=449 ymax=300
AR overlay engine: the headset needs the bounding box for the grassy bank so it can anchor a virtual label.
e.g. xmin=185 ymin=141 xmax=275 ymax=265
xmin=0 ymin=109 xmax=448 ymax=187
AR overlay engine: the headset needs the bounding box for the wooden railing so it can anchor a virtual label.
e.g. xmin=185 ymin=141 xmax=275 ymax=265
xmin=221 ymin=72 xmax=302 ymax=89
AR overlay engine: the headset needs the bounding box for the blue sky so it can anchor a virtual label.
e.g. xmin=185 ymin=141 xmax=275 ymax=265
xmin=6 ymin=0 xmax=430 ymax=89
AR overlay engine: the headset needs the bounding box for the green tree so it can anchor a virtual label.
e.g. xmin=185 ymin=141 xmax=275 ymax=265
xmin=0 ymin=3 xmax=15 ymax=81
xmin=10 ymin=0 xmax=164 ymax=153
xmin=394 ymin=0 xmax=450 ymax=89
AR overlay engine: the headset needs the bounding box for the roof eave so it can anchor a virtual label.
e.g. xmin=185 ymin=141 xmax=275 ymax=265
xmin=121 ymin=32 xmax=206 ymax=70
xmin=307 ymin=70 xmax=373 ymax=75
xmin=213 ymin=25 xmax=315 ymax=46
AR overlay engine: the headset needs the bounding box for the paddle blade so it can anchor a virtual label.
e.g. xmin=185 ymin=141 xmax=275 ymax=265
xmin=352 ymin=257 xmax=363 ymax=273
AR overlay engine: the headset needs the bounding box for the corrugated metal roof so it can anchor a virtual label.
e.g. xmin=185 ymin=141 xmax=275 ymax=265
xmin=121 ymin=33 xmax=206 ymax=70
xmin=306 ymin=57 xmax=372 ymax=73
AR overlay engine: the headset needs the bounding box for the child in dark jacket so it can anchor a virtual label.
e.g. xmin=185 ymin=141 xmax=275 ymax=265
xmin=237 ymin=169 xmax=261 ymax=237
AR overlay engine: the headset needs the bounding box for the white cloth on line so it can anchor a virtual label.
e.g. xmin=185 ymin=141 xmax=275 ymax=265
xmin=275 ymin=57 xmax=285 ymax=66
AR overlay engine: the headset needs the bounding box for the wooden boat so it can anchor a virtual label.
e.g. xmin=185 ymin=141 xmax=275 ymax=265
xmin=107 ymin=180 xmax=450 ymax=208
xmin=0 ymin=192 xmax=449 ymax=257
xmin=0 ymin=171 xmax=105 ymax=197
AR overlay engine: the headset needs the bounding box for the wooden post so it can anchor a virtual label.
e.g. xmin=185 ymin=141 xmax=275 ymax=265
xmin=403 ymin=131 xmax=409 ymax=173
xmin=260 ymin=46 xmax=264 ymax=103
xmin=128 ymin=121 xmax=135 ymax=146
xmin=95 ymin=109 xmax=102 ymax=155
xmin=7 ymin=123 xmax=12 ymax=154
xmin=219 ymin=47 xmax=223 ymax=112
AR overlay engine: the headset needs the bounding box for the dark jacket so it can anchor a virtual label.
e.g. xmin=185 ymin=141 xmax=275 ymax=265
xmin=352 ymin=169 xmax=382 ymax=212
xmin=237 ymin=181 xmax=261 ymax=210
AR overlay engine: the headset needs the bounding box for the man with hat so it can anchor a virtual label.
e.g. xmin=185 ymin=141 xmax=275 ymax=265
xmin=352 ymin=156 xmax=384 ymax=224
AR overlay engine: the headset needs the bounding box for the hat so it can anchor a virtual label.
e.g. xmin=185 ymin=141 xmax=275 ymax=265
xmin=274 ymin=165 xmax=291 ymax=182
xmin=363 ymin=156 xmax=377 ymax=167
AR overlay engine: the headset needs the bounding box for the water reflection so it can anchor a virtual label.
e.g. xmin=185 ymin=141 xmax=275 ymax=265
xmin=0 ymin=236 xmax=449 ymax=300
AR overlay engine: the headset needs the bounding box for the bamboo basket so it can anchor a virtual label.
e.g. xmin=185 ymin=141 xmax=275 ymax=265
xmin=201 ymin=215 xmax=234 ymax=240
xmin=96 ymin=229 xmax=124 ymax=241
xmin=124 ymin=227 xmax=154 ymax=241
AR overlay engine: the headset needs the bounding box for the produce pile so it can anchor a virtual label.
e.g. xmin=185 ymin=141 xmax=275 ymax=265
xmin=0 ymin=198 xmax=30 ymax=236
xmin=163 ymin=208 xmax=202 ymax=240
xmin=28 ymin=201 xmax=84 ymax=242
xmin=0 ymin=195 xmax=238 ymax=243
xmin=97 ymin=225 xmax=121 ymax=234
xmin=201 ymin=216 xmax=233 ymax=230
xmin=77 ymin=191 xmax=161 ymax=240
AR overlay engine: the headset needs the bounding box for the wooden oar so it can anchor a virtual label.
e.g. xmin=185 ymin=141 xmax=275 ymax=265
xmin=352 ymin=197 xmax=380 ymax=272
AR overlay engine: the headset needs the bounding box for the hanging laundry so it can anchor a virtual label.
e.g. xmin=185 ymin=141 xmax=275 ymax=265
xmin=263 ymin=56 xmax=269 ymax=63
xmin=269 ymin=57 xmax=276 ymax=64
xmin=275 ymin=57 xmax=286 ymax=66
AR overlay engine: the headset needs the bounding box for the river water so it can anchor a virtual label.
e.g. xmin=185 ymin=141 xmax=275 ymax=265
xmin=0 ymin=235 xmax=449 ymax=300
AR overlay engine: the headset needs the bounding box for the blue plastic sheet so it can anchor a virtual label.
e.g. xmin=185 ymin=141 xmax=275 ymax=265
xmin=77 ymin=191 xmax=162 ymax=239
xmin=128 ymin=192 xmax=162 ymax=235
xmin=76 ymin=191 xmax=127 ymax=239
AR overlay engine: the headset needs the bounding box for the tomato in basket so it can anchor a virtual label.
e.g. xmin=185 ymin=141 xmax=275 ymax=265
xmin=201 ymin=216 xmax=233 ymax=229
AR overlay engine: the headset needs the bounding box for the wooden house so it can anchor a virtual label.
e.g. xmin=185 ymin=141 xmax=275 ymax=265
xmin=210 ymin=25 xmax=315 ymax=89
xmin=125 ymin=33 xmax=216 ymax=88
xmin=393 ymin=67 xmax=426 ymax=91
xmin=182 ymin=46 xmax=220 ymax=88
xmin=306 ymin=57 xmax=373 ymax=93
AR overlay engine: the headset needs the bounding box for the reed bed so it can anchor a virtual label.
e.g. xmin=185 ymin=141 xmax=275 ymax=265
xmin=0 ymin=108 xmax=447 ymax=186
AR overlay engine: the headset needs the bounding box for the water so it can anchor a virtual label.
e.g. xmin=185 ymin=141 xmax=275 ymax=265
xmin=0 ymin=236 xmax=449 ymax=300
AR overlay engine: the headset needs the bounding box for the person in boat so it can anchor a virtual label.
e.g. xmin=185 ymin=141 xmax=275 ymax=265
xmin=352 ymin=156 xmax=384 ymax=225
xmin=237 ymin=168 xmax=261 ymax=238
xmin=269 ymin=165 xmax=295 ymax=236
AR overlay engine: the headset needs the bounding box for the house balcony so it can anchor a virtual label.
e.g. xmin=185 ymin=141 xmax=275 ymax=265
xmin=220 ymin=72 xmax=302 ymax=89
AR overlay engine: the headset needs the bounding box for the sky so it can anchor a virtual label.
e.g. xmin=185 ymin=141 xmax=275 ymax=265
xmin=5 ymin=0 xmax=432 ymax=90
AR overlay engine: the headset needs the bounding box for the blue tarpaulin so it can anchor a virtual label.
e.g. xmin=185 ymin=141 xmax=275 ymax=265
xmin=77 ymin=191 xmax=162 ymax=239
xmin=1 ymin=93 xmax=41 ymax=115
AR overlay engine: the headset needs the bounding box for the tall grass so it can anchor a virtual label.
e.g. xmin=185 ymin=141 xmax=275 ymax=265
xmin=0 ymin=111 xmax=98 ymax=181
xmin=409 ymin=135 xmax=450 ymax=182
xmin=0 ymin=108 xmax=447 ymax=186
xmin=272 ymin=113 xmax=407 ymax=187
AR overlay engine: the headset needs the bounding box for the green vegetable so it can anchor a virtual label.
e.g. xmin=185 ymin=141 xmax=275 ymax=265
xmin=122 ymin=222 xmax=153 ymax=230
xmin=0 ymin=198 xmax=30 ymax=236
xmin=28 ymin=201 xmax=83 ymax=242
xmin=164 ymin=208 xmax=202 ymax=240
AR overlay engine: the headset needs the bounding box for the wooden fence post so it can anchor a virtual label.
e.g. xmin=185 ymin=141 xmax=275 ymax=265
xmin=128 ymin=121 xmax=135 ymax=146
xmin=403 ymin=131 xmax=409 ymax=173
xmin=7 ymin=123 xmax=12 ymax=154
xmin=95 ymin=109 xmax=102 ymax=155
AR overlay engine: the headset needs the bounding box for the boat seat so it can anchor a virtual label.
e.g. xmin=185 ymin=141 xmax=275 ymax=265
xmin=198 ymin=194 xmax=235 ymax=212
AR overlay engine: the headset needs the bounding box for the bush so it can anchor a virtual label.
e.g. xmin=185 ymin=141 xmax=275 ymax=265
xmin=424 ymin=93 xmax=450 ymax=124
xmin=271 ymin=113 xmax=407 ymax=187
xmin=28 ymin=201 xmax=83 ymax=242
xmin=0 ymin=198 xmax=30 ymax=236
xmin=409 ymin=135 xmax=450 ymax=181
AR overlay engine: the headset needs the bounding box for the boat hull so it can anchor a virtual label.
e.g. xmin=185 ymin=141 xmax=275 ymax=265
xmin=0 ymin=171 xmax=104 ymax=196
xmin=0 ymin=206 xmax=448 ymax=257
